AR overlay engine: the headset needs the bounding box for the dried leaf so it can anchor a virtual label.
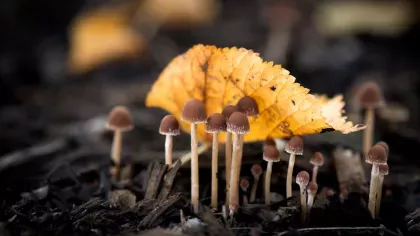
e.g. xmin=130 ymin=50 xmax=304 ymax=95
xmin=146 ymin=45 xmax=365 ymax=143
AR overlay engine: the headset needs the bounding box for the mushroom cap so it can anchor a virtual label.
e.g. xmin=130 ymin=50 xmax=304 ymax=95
xmin=296 ymin=171 xmax=310 ymax=186
xmin=264 ymin=137 xmax=276 ymax=149
xmin=237 ymin=96 xmax=259 ymax=117
xmin=310 ymin=152 xmax=324 ymax=166
xmin=181 ymin=99 xmax=207 ymax=123
xmin=307 ymin=182 xmax=318 ymax=195
xmin=251 ymin=164 xmax=262 ymax=178
xmin=263 ymin=145 xmax=280 ymax=162
xmin=205 ymin=113 xmax=227 ymax=133
xmin=222 ymin=105 xmax=240 ymax=119
xmin=159 ymin=115 xmax=180 ymax=136
xmin=366 ymin=144 xmax=387 ymax=165
xmin=357 ymin=81 xmax=384 ymax=108
xmin=240 ymin=178 xmax=250 ymax=190
xmin=375 ymin=141 xmax=389 ymax=156
xmin=226 ymin=112 xmax=250 ymax=134
xmin=107 ymin=106 xmax=134 ymax=132
xmin=378 ymin=163 xmax=389 ymax=176
xmin=285 ymin=136 xmax=304 ymax=155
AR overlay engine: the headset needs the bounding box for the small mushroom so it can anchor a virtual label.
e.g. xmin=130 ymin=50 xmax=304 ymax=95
xmin=237 ymin=96 xmax=259 ymax=117
xmin=250 ymin=164 xmax=262 ymax=203
xmin=181 ymin=98 xmax=207 ymax=213
xmin=307 ymin=181 xmax=318 ymax=216
xmin=263 ymin=137 xmax=276 ymax=151
xmin=366 ymin=144 xmax=387 ymax=218
xmin=285 ymin=136 xmax=304 ymax=198
xmin=240 ymin=178 xmax=250 ymax=205
xmin=376 ymin=141 xmax=389 ymax=156
xmin=296 ymin=171 xmax=310 ymax=222
xmin=159 ymin=115 xmax=180 ymax=168
xmin=227 ymin=111 xmax=250 ymax=213
xmin=263 ymin=145 xmax=280 ymax=205
xmin=206 ymin=113 xmax=227 ymax=209
xmin=310 ymin=152 xmax=324 ymax=183
xmin=375 ymin=163 xmax=389 ymax=217
xmin=107 ymin=106 xmax=133 ymax=181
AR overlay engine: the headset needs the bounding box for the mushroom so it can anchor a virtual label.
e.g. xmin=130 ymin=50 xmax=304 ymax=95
xmin=250 ymin=164 xmax=262 ymax=203
xmin=285 ymin=136 xmax=304 ymax=198
xmin=181 ymin=98 xmax=207 ymax=213
xmin=237 ymin=96 xmax=259 ymax=117
xmin=296 ymin=171 xmax=310 ymax=222
xmin=263 ymin=137 xmax=276 ymax=151
xmin=240 ymin=178 xmax=250 ymax=205
xmin=221 ymin=105 xmax=240 ymax=206
xmin=366 ymin=144 xmax=387 ymax=218
xmin=227 ymin=111 xmax=250 ymax=213
xmin=310 ymin=152 xmax=324 ymax=183
xmin=159 ymin=115 xmax=180 ymax=168
xmin=375 ymin=163 xmax=389 ymax=217
xmin=307 ymin=181 xmax=318 ymax=216
xmin=263 ymin=145 xmax=280 ymax=205
xmin=205 ymin=113 xmax=227 ymax=209
xmin=376 ymin=141 xmax=389 ymax=156
xmin=107 ymin=105 xmax=133 ymax=181
xmin=357 ymin=81 xmax=384 ymax=156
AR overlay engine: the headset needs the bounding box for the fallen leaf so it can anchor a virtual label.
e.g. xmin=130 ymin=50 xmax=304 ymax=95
xmin=146 ymin=45 xmax=365 ymax=143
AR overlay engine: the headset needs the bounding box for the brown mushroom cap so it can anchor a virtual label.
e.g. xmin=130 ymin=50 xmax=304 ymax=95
xmin=240 ymin=178 xmax=250 ymax=190
xmin=357 ymin=81 xmax=384 ymax=108
xmin=181 ymin=99 xmax=207 ymax=124
xmin=296 ymin=171 xmax=310 ymax=186
xmin=310 ymin=152 xmax=324 ymax=166
xmin=307 ymin=182 xmax=318 ymax=195
xmin=264 ymin=137 xmax=276 ymax=149
xmin=263 ymin=145 xmax=280 ymax=162
xmin=107 ymin=105 xmax=134 ymax=132
xmin=375 ymin=141 xmax=389 ymax=156
xmin=378 ymin=163 xmax=389 ymax=176
xmin=222 ymin=105 xmax=240 ymax=119
xmin=205 ymin=113 xmax=227 ymax=133
xmin=366 ymin=144 xmax=387 ymax=165
xmin=226 ymin=112 xmax=250 ymax=134
xmin=237 ymin=96 xmax=259 ymax=117
xmin=251 ymin=164 xmax=262 ymax=178
xmin=285 ymin=136 xmax=304 ymax=155
xmin=159 ymin=115 xmax=180 ymax=136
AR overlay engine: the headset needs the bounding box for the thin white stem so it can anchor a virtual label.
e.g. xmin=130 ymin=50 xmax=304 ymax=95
xmin=312 ymin=166 xmax=319 ymax=183
xmin=111 ymin=130 xmax=123 ymax=180
xmin=368 ymin=164 xmax=379 ymax=218
xmin=225 ymin=132 xmax=232 ymax=206
xmin=307 ymin=194 xmax=315 ymax=214
xmin=300 ymin=185 xmax=307 ymax=222
xmin=165 ymin=135 xmax=173 ymax=168
xmin=265 ymin=161 xmax=273 ymax=205
xmin=190 ymin=124 xmax=199 ymax=214
xmin=286 ymin=153 xmax=296 ymax=198
xmin=375 ymin=175 xmax=384 ymax=217
xmin=211 ymin=132 xmax=219 ymax=209
xmin=363 ymin=108 xmax=375 ymax=156
xmin=250 ymin=176 xmax=259 ymax=203
xmin=229 ymin=134 xmax=243 ymax=212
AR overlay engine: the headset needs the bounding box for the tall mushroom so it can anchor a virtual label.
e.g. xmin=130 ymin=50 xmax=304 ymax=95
xmin=375 ymin=163 xmax=389 ymax=217
xmin=366 ymin=144 xmax=387 ymax=218
xmin=263 ymin=145 xmax=280 ymax=205
xmin=357 ymin=81 xmax=384 ymax=156
xmin=159 ymin=115 xmax=180 ymax=168
xmin=310 ymin=152 xmax=324 ymax=183
xmin=227 ymin=111 xmax=250 ymax=213
xmin=296 ymin=171 xmax=310 ymax=222
xmin=181 ymin=99 xmax=207 ymax=214
xmin=250 ymin=164 xmax=262 ymax=203
xmin=307 ymin=181 xmax=318 ymax=216
xmin=107 ymin=106 xmax=133 ymax=181
xmin=237 ymin=96 xmax=259 ymax=161
xmin=285 ymin=136 xmax=304 ymax=198
xmin=206 ymin=113 xmax=227 ymax=209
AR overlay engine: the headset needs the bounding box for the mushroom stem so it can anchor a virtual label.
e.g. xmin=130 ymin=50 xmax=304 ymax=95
xmin=177 ymin=144 xmax=209 ymax=167
xmin=225 ymin=132 xmax=232 ymax=206
xmin=307 ymin=193 xmax=315 ymax=213
xmin=286 ymin=153 xmax=296 ymax=198
xmin=312 ymin=166 xmax=319 ymax=183
xmin=165 ymin=135 xmax=173 ymax=168
xmin=111 ymin=130 xmax=123 ymax=180
xmin=250 ymin=176 xmax=259 ymax=203
xmin=363 ymin=108 xmax=375 ymax=156
xmin=368 ymin=164 xmax=379 ymax=218
xmin=375 ymin=175 xmax=384 ymax=217
xmin=299 ymin=184 xmax=307 ymax=222
xmin=190 ymin=123 xmax=199 ymax=214
xmin=229 ymin=134 xmax=243 ymax=212
xmin=265 ymin=161 xmax=273 ymax=205
xmin=211 ymin=132 xmax=219 ymax=209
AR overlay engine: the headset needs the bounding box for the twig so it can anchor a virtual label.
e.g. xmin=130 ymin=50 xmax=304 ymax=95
xmin=277 ymin=225 xmax=400 ymax=236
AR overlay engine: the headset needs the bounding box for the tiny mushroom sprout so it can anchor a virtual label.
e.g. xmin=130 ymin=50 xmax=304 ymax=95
xmin=366 ymin=144 xmax=387 ymax=218
xmin=107 ymin=105 xmax=134 ymax=181
xmin=159 ymin=115 xmax=180 ymax=168
xmin=376 ymin=141 xmax=389 ymax=156
xmin=375 ymin=163 xmax=389 ymax=217
xmin=227 ymin=111 xmax=250 ymax=213
xmin=296 ymin=171 xmax=310 ymax=222
xmin=307 ymin=181 xmax=318 ymax=216
xmin=310 ymin=152 xmax=324 ymax=183
xmin=181 ymin=98 xmax=207 ymax=214
xmin=240 ymin=178 xmax=250 ymax=205
xmin=250 ymin=164 xmax=262 ymax=203
xmin=285 ymin=136 xmax=304 ymax=198
xmin=206 ymin=113 xmax=227 ymax=209
xmin=221 ymin=105 xmax=240 ymax=206
xmin=237 ymin=96 xmax=259 ymax=117
xmin=263 ymin=145 xmax=281 ymax=205
xmin=357 ymin=81 xmax=384 ymax=156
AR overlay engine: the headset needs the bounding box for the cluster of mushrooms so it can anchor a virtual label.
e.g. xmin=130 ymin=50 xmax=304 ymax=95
xmin=104 ymin=80 xmax=390 ymax=222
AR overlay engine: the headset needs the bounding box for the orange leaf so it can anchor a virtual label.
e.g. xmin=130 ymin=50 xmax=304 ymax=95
xmin=146 ymin=45 xmax=365 ymax=144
